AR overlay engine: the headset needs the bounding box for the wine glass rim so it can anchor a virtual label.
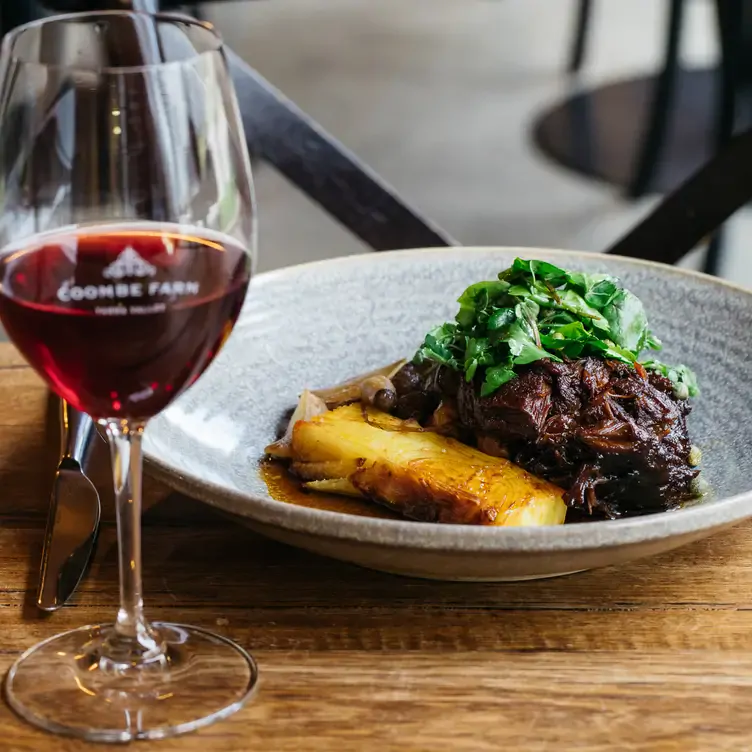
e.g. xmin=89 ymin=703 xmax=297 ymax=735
xmin=1 ymin=10 xmax=226 ymax=75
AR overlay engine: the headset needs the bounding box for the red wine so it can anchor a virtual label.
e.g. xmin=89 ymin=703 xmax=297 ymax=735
xmin=0 ymin=223 xmax=252 ymax=420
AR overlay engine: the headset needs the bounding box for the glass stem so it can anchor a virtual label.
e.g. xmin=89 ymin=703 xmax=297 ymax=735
xmin=104 ymin=420 xmax=162 ymax=662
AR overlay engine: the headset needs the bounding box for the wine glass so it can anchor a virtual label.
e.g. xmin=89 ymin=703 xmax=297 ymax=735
xmin=0 ymin=11 xmax=258 ymax=742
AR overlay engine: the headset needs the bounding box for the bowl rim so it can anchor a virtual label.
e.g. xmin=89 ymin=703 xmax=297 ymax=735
xmin=143 ymin=246 xmax=752 ymax=553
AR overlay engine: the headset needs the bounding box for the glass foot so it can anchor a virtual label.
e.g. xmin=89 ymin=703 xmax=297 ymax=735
xmin=5 ymin=622 xmax=258 ymax=743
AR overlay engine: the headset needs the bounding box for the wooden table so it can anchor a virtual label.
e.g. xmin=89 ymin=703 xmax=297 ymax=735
xmin=2 ymin=342 xmax=752 ymax=751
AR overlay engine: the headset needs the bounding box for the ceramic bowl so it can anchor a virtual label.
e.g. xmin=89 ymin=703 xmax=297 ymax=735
xmin=143 ymin=248 xmax=752 ymax=581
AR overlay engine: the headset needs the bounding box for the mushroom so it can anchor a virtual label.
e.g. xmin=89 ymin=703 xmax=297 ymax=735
xmin=359 ymin=375 xmax=397 ymax=412
xmin=311 ymin=359 xmax=406 ymax=408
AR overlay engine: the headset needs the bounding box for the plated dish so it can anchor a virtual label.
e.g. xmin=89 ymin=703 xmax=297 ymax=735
xmin=266 ymin=258 xmax=703 ymax=527
xmin=143 ymin=248 xmax=752 ymax=580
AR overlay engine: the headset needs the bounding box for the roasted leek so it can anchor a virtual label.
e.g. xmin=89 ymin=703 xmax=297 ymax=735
xmin=288 ymin=404 xmax=566 ymax=526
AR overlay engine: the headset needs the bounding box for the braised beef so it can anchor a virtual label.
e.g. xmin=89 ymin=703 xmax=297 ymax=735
xmin=392 ymin=357 xmax=698 ymax=520
xmin=457 ymin=371 xmax=552 ymax=441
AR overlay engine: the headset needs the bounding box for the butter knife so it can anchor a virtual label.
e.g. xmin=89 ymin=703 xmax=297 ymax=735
xmin=36 ymin=400 xmax=102 ymax=612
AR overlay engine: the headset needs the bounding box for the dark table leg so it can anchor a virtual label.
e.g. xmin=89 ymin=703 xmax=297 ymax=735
xmin=625 ymin=0 xmax=685 ymax=199
xmin=704 ymin=0 xmax=745 ymax=276
xmin=566 ymin=0 xmax=592 ymax=74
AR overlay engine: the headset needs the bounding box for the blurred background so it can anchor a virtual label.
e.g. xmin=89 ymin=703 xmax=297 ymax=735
xmin=201 ymin=0 xmax=746 ymax=280
xmin=2 ymin=0 xmax=749 ymax=281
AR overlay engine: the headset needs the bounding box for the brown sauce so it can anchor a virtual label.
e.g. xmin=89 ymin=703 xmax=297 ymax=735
xmin=260 ymin=459 xmax=401 ymax=520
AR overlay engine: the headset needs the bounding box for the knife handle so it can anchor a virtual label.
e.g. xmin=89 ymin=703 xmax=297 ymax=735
xmin=59 ymin=400 xmax=97 ymax=466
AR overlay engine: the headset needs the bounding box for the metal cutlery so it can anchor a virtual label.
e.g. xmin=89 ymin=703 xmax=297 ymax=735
xmin=36 ymin=399 xmax=102 ymax=611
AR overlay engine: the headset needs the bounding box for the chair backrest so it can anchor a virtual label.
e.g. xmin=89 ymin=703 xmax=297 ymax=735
xmin=606 ymin=126 xmax=752 ymax=266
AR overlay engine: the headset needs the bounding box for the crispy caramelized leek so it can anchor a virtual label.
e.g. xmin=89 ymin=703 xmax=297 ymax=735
xmin=289 ymin=404 xmax=566 ymax=526
xmin=304 ymin=478 xmax=362 ymax=497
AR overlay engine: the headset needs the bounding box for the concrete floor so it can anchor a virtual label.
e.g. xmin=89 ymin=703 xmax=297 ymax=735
xmin=205 ymin=0 xmax=749 ymax=280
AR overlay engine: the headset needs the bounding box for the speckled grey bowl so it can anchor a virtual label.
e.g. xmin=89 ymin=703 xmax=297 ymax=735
xmin=143 ymin=248 xmax=752 ymax=581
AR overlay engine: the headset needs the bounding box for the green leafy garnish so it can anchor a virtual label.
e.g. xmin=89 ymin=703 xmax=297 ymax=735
xmin=413 ymin=258 xmax=699 ymax=399
xmin=641 ymin=360 xmax=699 ymax=401
xmin=414 ymin=323 xmax=460 ymax=369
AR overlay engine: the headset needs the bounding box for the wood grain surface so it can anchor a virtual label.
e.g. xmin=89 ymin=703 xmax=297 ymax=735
xmin=1 ymin=343 xmax=752 ymax=751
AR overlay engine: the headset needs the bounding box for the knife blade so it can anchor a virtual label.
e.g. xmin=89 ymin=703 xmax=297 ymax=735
xmin=36 ymin=400 xmax=102 ymax=612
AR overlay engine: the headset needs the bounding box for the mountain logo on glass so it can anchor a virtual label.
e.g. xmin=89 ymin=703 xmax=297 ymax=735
xmin=102 ymin=247 xmax=158 ymax=280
